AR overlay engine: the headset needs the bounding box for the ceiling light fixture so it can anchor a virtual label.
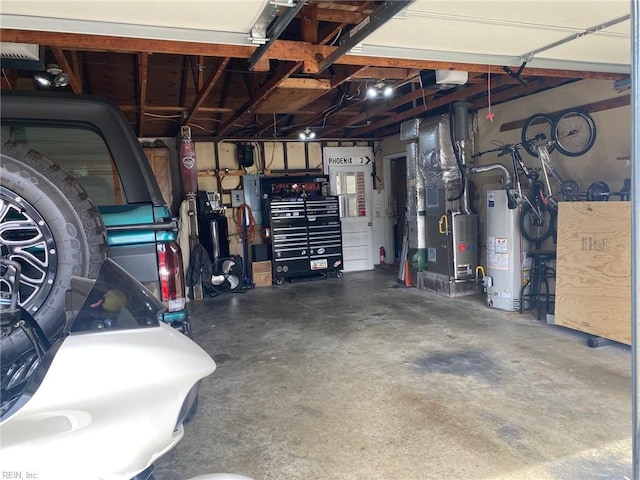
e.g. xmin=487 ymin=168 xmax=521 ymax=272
xmin=32 ymin=64 xmax=69 ymax=89
xmin=33 ymin=72 xmax=51 ymax=88
xmin=299 ymin=128 xmax=316 ymax=140
xmin=367 ymin=81 xmax=393 ymax=99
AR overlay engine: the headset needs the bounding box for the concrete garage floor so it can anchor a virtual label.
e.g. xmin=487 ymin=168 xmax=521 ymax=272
xmin=154 ymin=267 xmax=631 ymax=480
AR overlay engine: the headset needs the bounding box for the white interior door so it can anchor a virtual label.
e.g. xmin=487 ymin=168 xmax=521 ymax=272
xmin=325 ymin=147 xmax=374 ymax=272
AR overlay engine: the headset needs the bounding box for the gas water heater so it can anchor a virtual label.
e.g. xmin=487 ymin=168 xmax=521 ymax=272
xmin=484 ymin=189 xmax=529 ymax=311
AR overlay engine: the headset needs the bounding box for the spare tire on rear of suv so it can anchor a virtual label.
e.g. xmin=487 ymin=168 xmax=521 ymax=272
xmin=1 ymin=141 xmax=108 ymax=366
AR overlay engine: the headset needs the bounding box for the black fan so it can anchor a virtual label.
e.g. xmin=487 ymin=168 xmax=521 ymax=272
xmin=210 ymin=256 xmax=243 ymax=293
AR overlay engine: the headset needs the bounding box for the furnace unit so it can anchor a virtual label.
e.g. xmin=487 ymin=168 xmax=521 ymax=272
xmin=401 ymin=102 xmax=479 ymax=297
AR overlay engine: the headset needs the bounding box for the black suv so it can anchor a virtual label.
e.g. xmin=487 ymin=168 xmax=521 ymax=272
xmin=1 ymin=90 xmax=190 ymax=368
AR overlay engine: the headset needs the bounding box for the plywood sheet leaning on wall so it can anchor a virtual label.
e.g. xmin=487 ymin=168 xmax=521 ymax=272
xmin=555 ymin=202 xmax=631 ymax=345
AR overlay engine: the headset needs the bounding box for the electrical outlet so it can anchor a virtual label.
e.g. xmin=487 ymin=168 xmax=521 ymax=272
xmin=231 ymin=189 xmax=244 ymax=207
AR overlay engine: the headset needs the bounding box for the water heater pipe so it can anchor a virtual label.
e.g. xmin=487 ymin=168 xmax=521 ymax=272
xmin=469 ymin=163 xmax=513 ymax=188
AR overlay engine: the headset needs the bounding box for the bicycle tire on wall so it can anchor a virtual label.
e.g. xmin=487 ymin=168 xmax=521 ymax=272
xmin=553 ymin=110 xmax=596 ymax=157
xmin=519 ymin=203 xmax=555 ymax=244
xmin=521 ymin=113 xmax=556 ymax=157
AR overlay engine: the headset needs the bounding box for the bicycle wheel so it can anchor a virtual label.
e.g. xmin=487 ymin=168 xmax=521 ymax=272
xmin=521 ymin=113 xmax=555 ymax=157
xmin=519 ymin=203 xmax=554 ymax=243
xmin=553 ymin=110 xmax=596 ymax=157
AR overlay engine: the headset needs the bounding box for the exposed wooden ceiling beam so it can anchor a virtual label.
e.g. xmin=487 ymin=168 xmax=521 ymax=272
xmin=70 ymin=50 xmax=82 ymax=88
xmin=316 ymin=0 xmax=416 ymax=74
xmin=351 ymin=67 xmax=419 ymax=80
xmin=120 ymin=105 xmax=234 ymax=113
xmin=178 ymin=56 xmax=189 ymax=108
xmin=499 ymin=94 xmax=631 ymax=132
xmin=249 ymin=0 xmax=306 ymax=71
xmin=1 ymin=68 xmax=17 ymax=89
xmin=213 ymin=60 xmax=233 ymax=136
xmin=348 ymin=78 xmax=513 ymax=138
xmin=315 ymin=8 xmax=368 ymax=24
xmin=218 ymin=61 xmax=301 ymax=135
xmin=321 ymin=86 xmax=436 ymax=137
xmin=197 ymin=55 xmax=205 ymax=90
xmin=183 ymin=57 xmax=230 ymax=127
xmin=253 ymin=5 xmax=375 ymax=138
xmin=1 ymin=30 xmax=625 ymax=81
xmin=254 ymin=64 xmax=369 ymax=137
xmin=472 ymin=77 xmax=571 ymax=109
xmin=137 ymin=52 xmax=148 ymax=136
xmin=301 ymin=4 xmax=319 ymax=44
xmin=51 ymin=47 xmax=82 ymax=93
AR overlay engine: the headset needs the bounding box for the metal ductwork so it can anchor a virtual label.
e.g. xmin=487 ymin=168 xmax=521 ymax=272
xmin=451 ymin=101 xmax=474 ymax=215
xmin=401 ymin=112 xmax=479 ymax=297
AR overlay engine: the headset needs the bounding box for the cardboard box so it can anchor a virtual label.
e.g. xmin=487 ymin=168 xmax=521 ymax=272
xmin=252 ymin=261 xmax=272 ymax=275
xmin=253 ymin=272 xmax=272 ymax=287
xmin=252 ymin=261 xmax=272 ymax=287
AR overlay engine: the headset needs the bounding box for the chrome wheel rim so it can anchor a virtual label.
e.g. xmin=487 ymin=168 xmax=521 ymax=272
xmin=0 ymin=186 xmax=57 ymax=314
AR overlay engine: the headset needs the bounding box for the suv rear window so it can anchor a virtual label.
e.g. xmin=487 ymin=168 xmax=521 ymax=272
xmin=1 ymin=121 xmax=126 ymax=206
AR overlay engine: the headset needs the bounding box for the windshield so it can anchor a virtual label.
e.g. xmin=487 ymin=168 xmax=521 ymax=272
xmin=69 ymin=258 xmax=164 ymax=333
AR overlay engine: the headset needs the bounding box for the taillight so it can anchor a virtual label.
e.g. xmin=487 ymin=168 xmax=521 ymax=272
xmin=157 ymin=242 xmax=186 ymax=312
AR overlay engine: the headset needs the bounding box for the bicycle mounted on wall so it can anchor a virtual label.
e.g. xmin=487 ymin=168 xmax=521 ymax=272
xmin=472 ymin=109 xmax=600 ymax=245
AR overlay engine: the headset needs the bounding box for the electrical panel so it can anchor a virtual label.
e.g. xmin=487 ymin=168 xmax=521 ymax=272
xmin=241 ymin=174 xmax=263 ymax=225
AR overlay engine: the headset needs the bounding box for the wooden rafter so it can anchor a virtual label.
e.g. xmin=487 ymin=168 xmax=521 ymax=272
xmin=179 ymin=56 xmax=189 ymax=109
xmin=120 ymin=105 xmax=234 ymax=113
xmin=334 ymin=74 xmax=517 ymax=138
xmin=301 ymin=4 xmax=319 ymax=44
xmin=51 ymin=47 xmax=82 ymax=93
xmin=70 ymin=50 xmax=82 ymax=89
xmin=253 ymin=2 xmax=375 ymax=139
xmin=500 ymin=94 xmax=631 ymax=132
xmin=315 ymin=8 xmax=368 ymax=24
xmin=321 ymin=86 xmax=433 ymax=137
xmin=215 ymin=64 xmax=233 ymax=136
xmin=472 ymin=77 xmax=571 ymax=109
xmin=183 ymin=57 xmax=230 ymax=127
xmin=255 ymin=64 xmax=369 ymax=137
xmin=349 ymin=77 xmax=513 ymax=137
xmin=0 ymin=30 xmax=625 ymax=81
xmin=137 ymin=52 xmax=149 ymax=137
xmin=1 ymin=68 xmax=17 ymax=89
xmin=218 ymin=61 xmax=302 ymax=135
xmin=197 ymin=55 xmax=205 ymax=90
xmin=0 ymin=0 xmax=629 ymax=143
